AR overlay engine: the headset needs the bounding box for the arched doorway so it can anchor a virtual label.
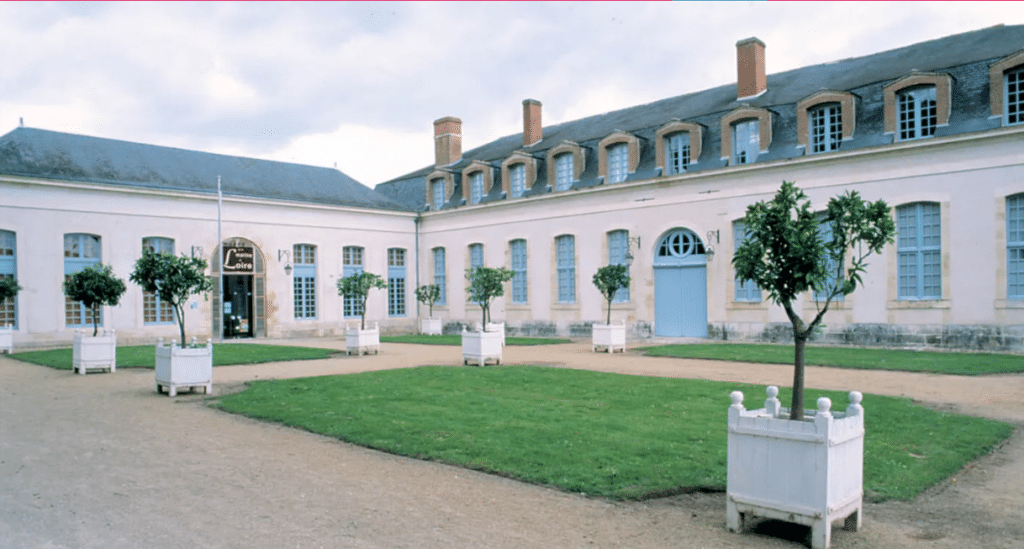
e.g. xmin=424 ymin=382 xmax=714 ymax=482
xmin=653 ymin=228 xmax=708 ymax=337
xmin=212 ymin=238 xmax=266 ymax=339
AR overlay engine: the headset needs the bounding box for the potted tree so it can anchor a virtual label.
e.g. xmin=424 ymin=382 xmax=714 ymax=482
xmin=63 ymin=264 xmax=127 ymax=374
xmin=462 ymin=266 xmax=513 ymax=366
xmin=415 ymin=284 xmax=443 ymax=335
xmin=130 ymin=250 xmax=214 ymax=396
xmin=0 ymin=276 xmax=22 ymax=354
xmin=591 ymin=264 xmax=630 ymax=353
xmin=337 ymin=271 xmax=387 ymax=355
xmin=727 ymin=181 xmax=894 ymax=548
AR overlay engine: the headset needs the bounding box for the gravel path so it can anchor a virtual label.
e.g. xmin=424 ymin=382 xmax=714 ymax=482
xmin=1 ymin=340 xmax=1022 ymax=549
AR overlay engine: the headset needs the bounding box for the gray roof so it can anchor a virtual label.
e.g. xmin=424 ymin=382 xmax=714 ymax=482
xmin=0 ymin=127 xmax=413 ymax=211
xmin=376 ymin=24 xmax=1024 ymax=211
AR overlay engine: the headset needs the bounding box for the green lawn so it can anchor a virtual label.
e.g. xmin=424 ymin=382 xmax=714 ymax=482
xmin=213 ymin=366 xmax=1012 ymax=502
xmin=9 ymin=343 xmax=339 ymax=369
xmin=380 ymin=334 xmax=571 ymax=346
xmin=641 ymin=343 xmax=1024 ymax=375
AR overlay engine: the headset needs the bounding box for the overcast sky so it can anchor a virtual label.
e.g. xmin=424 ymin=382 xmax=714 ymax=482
xmin=1 ymin=2 xmax=1021 ymax=187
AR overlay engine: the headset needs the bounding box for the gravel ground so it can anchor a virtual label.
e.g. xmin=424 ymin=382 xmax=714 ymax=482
xmin=1 ymin=339 xmax=1022 ymax=549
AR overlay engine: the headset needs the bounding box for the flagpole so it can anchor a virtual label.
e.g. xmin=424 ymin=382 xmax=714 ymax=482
xmin=217 ymin=175 xmax=223 ymax=343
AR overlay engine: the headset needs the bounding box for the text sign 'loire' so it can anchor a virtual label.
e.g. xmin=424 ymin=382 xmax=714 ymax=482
xmin=223 ymin=247 xmax=255 ymax=274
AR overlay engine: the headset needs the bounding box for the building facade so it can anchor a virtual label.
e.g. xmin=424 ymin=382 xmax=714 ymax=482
xmin=3 ymin=25 xmax=1024 ymax=350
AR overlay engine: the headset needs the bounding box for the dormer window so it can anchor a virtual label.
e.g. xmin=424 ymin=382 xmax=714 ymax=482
xmin=988 ymin=51 xmax=1024 ymax=126
xmin=501 ymin=152 xmax=537 ymax=200
xmin=655 ymin=121 xmax=702 ymax=176
xmin=797 ymin=91 xmax=855 ymax=155
xmin=469 ymin=171 xmax=483 ymax=204
xmin=897 ymin=86 xmax=937 ymax=140
xmin=883 ymin=73 xmax=950 ymax=142
xmin=461 ymin=160 xmax=495 ymax=205
xmin=598 ymin=132 xmax=640 ymax=185
xmin=721 ymin=106 xmax=771 ymax=166
xmin=509 ymin=164 xmax=525 ymax=198
xmin=547 ymin=141 xmax=584 ymax=192
xmin=809 ymin=103 xmax=843 ymax=153
xmin=665 ymin=133 xmax=690 ymax=174
xmin=732 ymin=119 xmax=759 ymax=165
xmin=1008 ymin=66 xmax=1023 ymax=125
xmin=607 ymin=143 xmax=628 ymax=183
xmin=431 ymin=178 xmax=445 ymax=210
xmin=555 ymin=153 xmax=573 ymax=191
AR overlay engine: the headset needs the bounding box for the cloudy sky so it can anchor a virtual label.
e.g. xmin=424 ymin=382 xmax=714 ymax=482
xmin=1 ymin=2 xmax=1021 ymax=186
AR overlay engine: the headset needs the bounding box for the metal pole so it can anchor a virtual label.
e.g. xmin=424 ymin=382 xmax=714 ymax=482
xmin=217 ymin=175 xmax=223 ymax=343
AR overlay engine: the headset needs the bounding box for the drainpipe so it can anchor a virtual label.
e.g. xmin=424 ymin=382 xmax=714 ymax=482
xmin=414 ymin=213 xmax=421 ymax=320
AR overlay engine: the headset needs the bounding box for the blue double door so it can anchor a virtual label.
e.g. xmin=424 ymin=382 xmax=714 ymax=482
xmin=654 ymin=264 xmax=708 ymax=337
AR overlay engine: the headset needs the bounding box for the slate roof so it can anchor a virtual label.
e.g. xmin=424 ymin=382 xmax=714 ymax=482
xmin=375 ymin=24 xmax=1024 ymax=211
xmin=0 ymin=127 xmax=413 ymax=212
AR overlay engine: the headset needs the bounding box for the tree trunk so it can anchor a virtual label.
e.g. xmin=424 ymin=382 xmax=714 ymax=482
xmin=606 ymin=297 xmax=612 ymax=325
xmin=174 ymin=304 xmax=186 ymax=347
xmin=91 ymin=304 xmax=99 ymax=337
xmin=790 ymin=335 xmax=807 ymax=420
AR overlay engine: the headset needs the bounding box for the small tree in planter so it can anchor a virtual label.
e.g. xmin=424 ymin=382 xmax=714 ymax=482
xmin=591 ymin=264 xmax=630 ymax=353
xmin=63 ymin=264 xmax=127 ymax=374
xmin=0 ymin=277 xmax=22 ymax=353
xmin=465 ymin=266 xmax=514 ymax=327
xmin=337 ymin=272 xmax=387 ymax=355
xmin=131 ymin=250 xmax=214 ymax=395
xmin=415 ymin=284 xmax=442 ymax=335
xmin=727 ymin=181 xmax=894 ymax=548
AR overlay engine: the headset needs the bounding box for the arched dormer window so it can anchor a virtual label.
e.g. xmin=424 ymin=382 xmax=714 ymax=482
xmin=990 ymin=50 xmax=1024 ymax=126
xmin=655 ymin=120 xmax=703 ymax=175
xmin=501 ymin=152 xmax=537 ymax=199
xmin=462 ymin=161 xmax=495 ymax=205
xmin=883 ymin=73 xmax=952 ymax=141
xmin=424 ymin=170 xmax=455 ymax=211
xmin=796 ymin=90 xmax=856 ymax=154
xmin=598 ymin=131 xmax=641 ymax=184
xmin=546 ymin=141 xmax=585 ymax=192
xmin=721 ymin=106 xmax=772 ymax=165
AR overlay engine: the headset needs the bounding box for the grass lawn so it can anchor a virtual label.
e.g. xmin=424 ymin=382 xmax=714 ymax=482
xmin=212 ymin=365 xmax=1012 ymax=502
xmin=640 ymin=343 xmax=1024 ymax=376
xmin=9 ymin=343 xmax=339 ymax=369
xmin=380 ymin=334 xmax=571 ymax=346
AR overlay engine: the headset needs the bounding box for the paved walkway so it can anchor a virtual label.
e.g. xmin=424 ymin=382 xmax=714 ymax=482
xmin=1 ymin=339 xmax=1022 ymax=548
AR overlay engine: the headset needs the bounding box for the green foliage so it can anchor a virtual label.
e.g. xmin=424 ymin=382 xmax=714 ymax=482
xmin=733 ymin=181 xmax=895 ymax=418
xmin=11 ymin=343 xmax=337 ymax=369
xmin=62 ymin=263 xmax=127 ymax=336
xmin=380 ymin=334 xmax=572 ymax=346
xmin=465 ymin=266 xmax=514 ymax=326
xmin=592 ymin=264 xmax=630 ymax=325
xmin=336 ymin=271 xmax=388 ymax=330
xmin=414 ymin=284 xmax=442 ymax=317
xmin=214 ymin=366 xmax=1011 ymax=502
xmin=0 ymin=276 xmax=21 ymax=302
xmin=130 ymin=250 xmax=212 ymax=345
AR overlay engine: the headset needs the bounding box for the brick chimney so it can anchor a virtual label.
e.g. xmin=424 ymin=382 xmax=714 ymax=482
xmin=736 ymin=37 xmax=766 ymax=100
xmin=433 ymin=116 xmax=462 ymax=166
xmin=522 ymin=99 xmax=542 ymax=146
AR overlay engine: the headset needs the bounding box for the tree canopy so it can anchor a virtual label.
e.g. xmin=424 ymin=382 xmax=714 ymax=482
xmin=130 ymin=250 xmax=212 ymax=346
xmin=63 ymin=263 xmax=127 ymax=337
xmin=592 ymin=264 xmax=630 ymax=325
xmin=415 ymin=284 xmax=442 ymax=318
xmin=336 ymin=271 xmax=388 ymax=330
xmin=466 ymin=266 xmax=514 ymax=327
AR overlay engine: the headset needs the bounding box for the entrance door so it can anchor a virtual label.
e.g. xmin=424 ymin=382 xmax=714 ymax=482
xmin=653 ymin=228 xmax=708 ymax=337
xmin=223 ymin=275 xmax=253 ymax=338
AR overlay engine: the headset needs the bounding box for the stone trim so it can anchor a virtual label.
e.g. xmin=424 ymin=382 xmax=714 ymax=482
xmin=882 ymin=73 xmax=953 ymax=135
xmin=424 ymin=170 xmax=455 ymax=209
xmin=597 ymin=131 xmax=641 ymax=183
xmin=990 ymin=50 xmax=1024 ymax=120
xmin=654 ymin=121 xmax=703 ymax=175
xmin=546 ymin=141 xmax=586 ymax=191
xmin=795 ymin=90 xmax=857 ymax=151
xmin=500 ymin=152 xmax=538 ymax=198
xmin=720 ymin=106 xmax=772 ymax=161
xmin=461 ymin=161 xmax=495 ymax=204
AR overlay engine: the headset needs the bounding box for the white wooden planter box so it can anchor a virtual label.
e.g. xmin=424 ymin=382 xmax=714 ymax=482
xmin=155 ymin=338 xmax=213 ymax=396
xmin=0 ymin=324 xmax=12 ymax=354
xmin=462 ymin=328 xmax=503 ymax=366
xmin=727 ymin=386 xmax=864 ymax=549
xmin=485 ymin=321 xmax=505 ymax=346
xmin=592 ymin=322 xmax=626 ymax=353
xmin=72 ymin=330 xmax=117 ymax=374
xmin=420 ymin=317 xmax=442 ymax=335
xmin=346 ymin=323 xmax=380 ymax=355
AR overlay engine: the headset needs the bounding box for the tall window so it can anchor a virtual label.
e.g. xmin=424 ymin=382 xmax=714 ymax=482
xmin=607 ymin=143 xmax=628 ymax=183
xmin=469 ymin=171 xmax=483 ymax=204
xmin=1008 ymin=194 xmax=1024 ymax=299
xmin=293 ymin=244 xmax=317 ymax=319
xmin=142 ymin=237 xmax=176 ymax=324
xmin=555 ymin=153 xmax=573 ymax=191
xmin=509 ymin=164 xmax=526 ymax=198
xmin=0 ymin=230 xmax=16 ymax=328
xmin=809 ymin=103 xmax=843 ymax=153
xmin=732 ymin=119 xmax=759 ymax=164
xmin=433 ymin=247 xmax=446 ymax=305
xmin=897 ymin=203 xmax=941 ymax=300
xmin=897 ymin=86 xmax=937 ymax=141
xmin=510 ymin=239 xmax=528 ymax=304
xmin=665 ymin=132 xmax=690 ymax=175
xmin=468 ymin=243 xmax=484 ymax=304
xmin=342 ymin=246 xmax=364 ymax=318
xmin=64 ymin=233 xmax=102 ymax=328
xmin=388 ymin=248 xmax=406 ymax=316
xmin=813 ymin=214 xmax=844 ymax=302
xmin=431 ymin=178 xmax=445 ymax=210
xmin=556 ymin=235 xmax=576 ymax=303
xmin=733 ymin=221 xmax=760 ymax=302
xmin=1006 ymin=66 xmax=1023 ymax=126
xmin=607 ymin=230 xmax=630 ymax=302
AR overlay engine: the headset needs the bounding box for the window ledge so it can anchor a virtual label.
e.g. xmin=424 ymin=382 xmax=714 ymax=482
xmin=507 ymin=303 xmax=531 ymax=311
xmin=803 ymin=299 xmax=850 ymax=311
xmin=551 ymin=303 xmax=579 ymax=311
xmin=727 ymin=301 xmax=766 ymax=311
xmin=887 ymin=299 xmax=951 ymax=310
xmin=995 ymin=299 xmax=1024 ymax=309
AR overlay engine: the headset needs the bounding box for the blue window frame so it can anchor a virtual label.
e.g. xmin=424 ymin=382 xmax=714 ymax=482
xmin=342 ymin=246 xmax=364 ymax=318
xmin=388 ymin=248 xmax=406 ymax=317
xmin=142 ymin=237 xmax=176 ymax=324
xmin=0 ymin=230 xmax=17 ymax=328
xmin=510 ymin=239 xmax=527 ymax=304
xmin=813 ymin=214 xmax=844 ymax=302
xmin=509 ymin=163 xmax=526 ymax=198
xmin=433 ymin=247 xmax=446 ymax=305
xmin=1008 ymin=194 xmax=1024 ymax=299
xmin=665 ymin=132 xmax=690 ymax=175
xmin=555 ymin=153 xmax=573 ymax=191
xmin=468 ymin=243 xmax=484 ymax=304
xmin=293 ymin=244 xmax=317 ymax=319
xmin=608 ymin=230 xmax=630 ymax=302
xmin=469 ymin=172 xmax=483 ymax=204
xmin=810 ymin=103 xmax=843 ymax=153
xmin=897 ymin=86 xmax=937 ymax=141
xmin=64 ymin=233 xmax=102 ymax=328
xmin=733 ymin=221 xmax=761 ymax=302
xmin=897 ymin=202 xmax=941 ymax=299
xmin=431 ymin=178 xmax=445 ymax=210
xmin=732 ymin=119 xmax=759 ymax=164
xmin=1007 ymin=66 xmax=1023 ymax=126
xmin=607 ymin=143 xmax=628 ymax=183
xmin=556 ymin=235 xmax=575 ymax=303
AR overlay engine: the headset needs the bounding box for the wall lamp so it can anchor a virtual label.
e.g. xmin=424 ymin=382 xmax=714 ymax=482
xmin=278 ymin=249 xmax=293 ymax=276
xmin=705 ymin=230 xmax=720 ymax=261
xmin=191 ymin=245 xmax=204 ymax=259
xmin=623 ymin=236 xmax=642 ymax=266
